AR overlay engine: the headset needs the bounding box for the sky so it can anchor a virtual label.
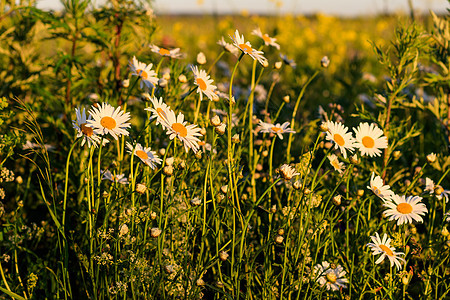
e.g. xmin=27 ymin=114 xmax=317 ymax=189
xmin=36 ymin=0 xmax=449 ymax=16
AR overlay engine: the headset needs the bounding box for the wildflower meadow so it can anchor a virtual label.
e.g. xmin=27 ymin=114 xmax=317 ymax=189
xmin=0 ymin=0 xmax=450 ymax=299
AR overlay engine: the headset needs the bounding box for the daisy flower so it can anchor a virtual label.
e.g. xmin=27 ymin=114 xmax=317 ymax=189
xmin=87 ymin=103 xmax=131 ymax=140
xmin=327 ymin=154 xmax=345 ymax=174
xmin=164 ymin=110 xmax=203 ymax=153
xmin=383 ymin=194 xmax=428 ymax=225
xmin=325 ymin=120 xmax=356 ymax=159
xmin=230 ymin=29 xmax=267 ymax=65
xmin=279 ymin=164 xmax=300 ymax=180
xmin=217 ymin=37 xmax=240 ymax=56
xmin=72 ymin=107 xmax=108 ymax=148
xmin=367 ymin=172 xmax=394 ymax=199
xmin=191 ymin=65 xmax=217 ymax=101
xmin=149 ymin=44 xmax=184 ymax=59
xmin=129 ymin=56 xmax=158 ymax=89
xmin=353 ymin=122 xmax=388 ymax=157
xmin=314 ymin=261 xmax=348 ymax=292
xmin=367 ymin=232 xmax=405 ymax=270
xmin=252 ymin=27 xmax=280 ymax=50
xmin=102 ymin=170 xmax=129 ymax=185
xmin=126 ymin=142 xmax=162 ymax=169
xmin=424 ymin=177 xmax=449 ymax=202
xmin=143 ymin=94 xmax=171 ymax=126
xmin=258 ymin=121 xmax=295 ymax=139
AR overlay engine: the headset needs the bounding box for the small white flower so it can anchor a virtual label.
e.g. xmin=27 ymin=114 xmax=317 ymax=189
xmin=327 ymin=154 xmax=345 ymax=174
xmin=383 ymin=194 xmax=428 ymax=225
xmin=87 ymin=103 xmax=131 ymax=140
xmin=367 ymin=232 xmax=405 ymax=270
xmin=367 ymin=172 xmax=394 ymax=200
xmin=129 ymin=56 xmax=158 ymax=89
xmin=258 ymin=121 xmax=295 ymax=139
xmin=252 ymin=27 xmax=280 ymax=49
xmin=325 ymin=121 xmax=356 ymax=159
xmin=314 ymin=261 xmax=348 ymax=291
xmin=102 ymin=170 xmax=129 ymax=185
xmin=126 ymin=142 xmax=162 ymax=169
xmin=230 ymin=29 xmax=267 ymax=65
xmin=279 ymin=164 xmax=300 ymax=180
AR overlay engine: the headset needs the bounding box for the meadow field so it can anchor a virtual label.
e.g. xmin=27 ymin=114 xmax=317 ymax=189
xmin=0 ymin=0 xmax=450 ymax=299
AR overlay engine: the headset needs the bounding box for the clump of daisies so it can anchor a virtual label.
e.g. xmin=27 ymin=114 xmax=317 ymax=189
xmin=323 ymin=120 xmax=388 ymax=159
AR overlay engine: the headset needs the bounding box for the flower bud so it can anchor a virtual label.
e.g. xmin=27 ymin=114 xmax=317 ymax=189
xmin=163 ymin=165 xmax=174 ymax=176
xmin=278 ymin=228 xmax=285 ymax=235
xmin=122 ymin=79 xmax=130 ymax=88
xmin=319 ymin=122 xmax=328 ymax=132
xmin=293 ymin=180 xmax=302 ymax=190
xmin=158 ymin=78 xmax=168 ymax=87
xmin=427 ymin=153 xmax=436 ymax=163
xmin=200 ymin=128 xmax=207 ymax=135
xmin=321 ymin=56 xmax=330 ymax=68
xmin=350 ymin=154 xmax=359 ymax=165
xmin=283 ymin=95 xmax=290 ymax=103
xmin=275 ymin=235 xmax=284 ymax=244
xmin=119 ymin=224 xmax=129 ymax=237
xmin=162 ymin=72 xmax=171 ymax=81
xmin=270 ymin=205 xmax=277 ymax=213
xmin=215 ymin=123 xmax=226 ymax=135
xmin=221 ymin=185 xmax=228 ymax=194
xmin=219 ymin=251 xmax=229 ymax=261
xmin=232 ymin=134 xmax=240 ymax=143
xmin=262 ymin=59 xmax=269 ymax=68
xmin=275 ymin=61 xmax=282 ymax=69
xmin=150 ymin=211 xmax=157 ymax=220
xmin=357 ymin=189 xmax=364 ymax=197
xmin=178 ymin=74 xmax=187 ymax=83
xmin=210 ymin=115 xmax=221 ymax=127
xmin=151 ymin=227 xmax=162 ymax=238
xmin=191 ymin=197 xmax=202 ymax=206
xmin=197 ymin=52 xmax=207 ymax=65
xmin=393 ymin=150 xmax=401 ymax=159
xmin=196 ymin=278 xmax=205 ymax=286
xmin=136 ymin=183 xmax=147 ymax=194
xmin=332 ymin=195 xmax=342 ymax=206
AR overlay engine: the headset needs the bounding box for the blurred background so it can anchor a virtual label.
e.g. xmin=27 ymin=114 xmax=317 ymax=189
xmin=37 ymin=0 xmax=449 ymax=15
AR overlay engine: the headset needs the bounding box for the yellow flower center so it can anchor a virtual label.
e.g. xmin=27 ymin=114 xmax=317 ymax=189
xmin=196 ymin=78 xmax=207 ymax=90
xmin=159 ymin=48 xmax=170 ymax=56
xmin=334 ymin=133 xmax=345 ymax=146
xmin=239 ymin=43 xmax=253 ymax=54
xmin=271 ymin=127 xmax=282 ymax=133
xmin=136 ymin=150 xmax=148 ymax=160
xmin=362 ymin=136 xmax=375 ymax=148
xmin=198 ymin=141 xmax=206 ymax=146
xmin=326 ymin=273 xmax=337 ymax=283
xmin=262 ymin=34 xmax=271 ymax=43
xmin=100 ymin=116 xmax=116 ymax=130
xmin=156 ymin=107 xmax=167 ymax=121
xmin=136 ymin=69 xmax=148 ymax=79
xmin=172 ymin=122 xmax=188 ymax=137
xmin=396 ymin=203 xmax=413 ymax=214
xmin=379 ymin=244 xmax=394 ymax=256
xmin=372 ymin=186 xmax=381 ymax=196
xmin=80 ymin=123 xmax=94 ymax=137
